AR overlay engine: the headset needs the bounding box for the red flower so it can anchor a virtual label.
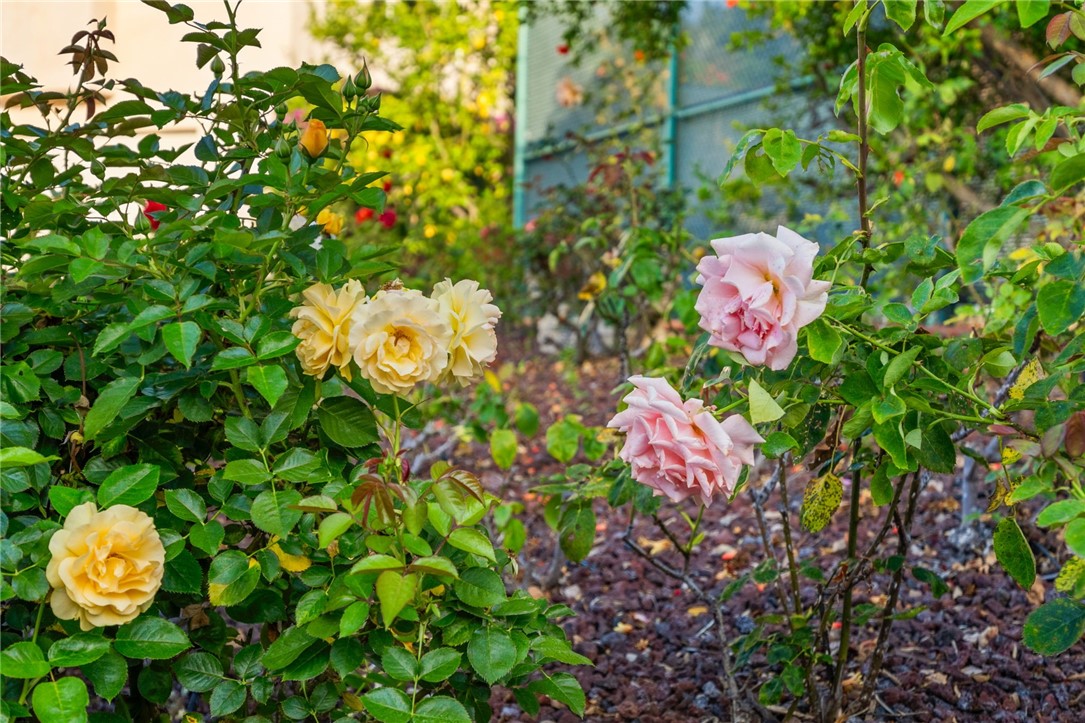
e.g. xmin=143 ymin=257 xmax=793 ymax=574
xmin=381 ymin=148 xmax=392 ymax=159
xmin=378 ymin=209 xmax=397 ymax=229
xmin=633 ymin=49 xmax=646 ymax=63
xmin=557 ymin=43 xmax=569 ymax=55
xmin=383 ymin=181 xmax=392 ymax=193
xmin=143 ymin=201 xmax=167 ymax=230
xmin=892 ymin=170 xmax=905 ymax=187
xmin=355 ymin=207 xmax=375 ymax=223
xmin=726 ymin=0 xmax=739 ymax=7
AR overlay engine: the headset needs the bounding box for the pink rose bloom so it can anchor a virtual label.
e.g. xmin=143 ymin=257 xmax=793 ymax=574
xmin=607 ymin=376 xmax=763 ymax=507
xmin=695 ymin=226 xmax=830 ymax=371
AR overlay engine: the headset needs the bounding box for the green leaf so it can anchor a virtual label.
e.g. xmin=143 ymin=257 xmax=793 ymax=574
xmin=31 ymin=678 xmax=89 ymax=723
xmin=530 ymin=636 xmax=592 ymax=665
xmin=1067 ymin=519 xmax=1085 ymax=558
xmin=376 ymin=571 xmax=417 ymax=627
xmin=956 ymin=205 xmax=1031 ymax=284
xmin=1 ymin=641 xmax=52 ymax=678
xmin=175 ymin=652 xmax=225 ymax=692
xmin=454 ymin=567 xmax=506 ymax=608
xmin=114 ymin=616 xmax=191 ymax=660
xmin=223 ymin=458 xmax=270 ymax=486
xmin=162 ymin=321 xmax=200 ymax=369
xmin=943 ymin=0 xmax=1002 ymax=34
xmin=447 ymin=528 xmax=496 ymax=562
xmin=339 ymin=601 xmax=371 ymax=637
xmin=83 ymin=376 xmax=140 ymax=442
xmin=546 ymin=418 xmax=581 ymax=463
xmin=912 ymin=566 xmax=949 ymax=597
xmin=1037 ymin=279 xmax=1085 ymax=336
xmin=761 ymin=128 xmax=801 ymax=176
xmin=419 ymin=648 xmax=462 ymax=683
xmin=977 ymin=103 xmax=1030 ymax=133
xmin=84 ymin=652 xmax=126 ymax=700
xmin=225 ymin=416 xmax=264 ymax=453
xmin=0 ymin=446 xmax=57 ymax=468
xmin=361 ymin=688 xmax=411 ymax=723
xmin=529 ymin=671 xmax=586 ymax=716
xmin=211 ymin=347 xmax=256 ymax=370
xmin=48 ymin=633 xmax=110 ymax=668
xmin=247 ymin=365 xmax=288 ymax=408
xmin=467 ymin=627 xmax=517 ymax=685
xmin=490 ymin=428 xmax=518 ymax=470
xmin=884 ymin=0 xmax=917 ymax=29
xmin=349 ymin=554 xmax=404 ymax=575
xmin=748 ymin=379 xmax=784 ymax=424
xmin=924 ymin=0 xmax=945 ymax=28
xmin=1022 ymin=598 xmax=1085 ymax=655
xmin=883 ymin=347 xmax=922 ymax=389
xmin=250 ymin=487 xmax=302 ymax=537
xmin=164 ymin=488 xmax=206 ymax=523
xmin=993 ymin=517 xmax=1036 ymax=589
xmin=381 ymin=647 xmax=418 ymax=682
xmin=558 ymin=501 xmax=595 ymax=563
xmin=806 ymin=319 xmax=843 ymax=364
xmin=718 ymin=129 xmax=762 ymax=184
xmin=1036 ymin=499 xmax=1085 ymax=527
xmin=210 ymin=679 xmax=247 ymax=716
xmin=800 ymin=473 xmax=843 ymax=533
xmin=262 ymin=627 xmax=315 ymax=670
xmin=318 ymin=511 xmax=354 ymax=549
xmin=317 ymin=397 xmax=378 ymax=448
xmin=407 ymin=555 xmax=458 ymax=579
xmin=1017 ymin=0 xmax=1051 ymax=28
xmin=97 ymin=464 xmax=160 ymax=508
xmin=1051 ymin=153 xmax=1085 ymax=192
xmin=413 ymin=696 xmax=472 ymax=723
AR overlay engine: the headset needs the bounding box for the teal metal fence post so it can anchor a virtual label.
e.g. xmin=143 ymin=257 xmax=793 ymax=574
xmin=662 ymin=23 xmax=680 ymax=190
xmin=512 ymin=7 xmax=529 ymax=229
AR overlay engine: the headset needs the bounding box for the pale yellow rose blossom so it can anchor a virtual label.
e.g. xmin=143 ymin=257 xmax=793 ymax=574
xmin=350 ymin=283 xmax=452 ymax=396
xmin=46 ymin=502 xmax=165 ymax=630
xmin=431 ymin=278 xmax=501 ymax=384
xmin=291 ymin=280 xmax=366 ymax=380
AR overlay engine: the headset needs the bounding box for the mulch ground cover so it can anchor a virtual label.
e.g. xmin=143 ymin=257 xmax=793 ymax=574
xmin=437 ymin=337 xmax=1085 ymax=723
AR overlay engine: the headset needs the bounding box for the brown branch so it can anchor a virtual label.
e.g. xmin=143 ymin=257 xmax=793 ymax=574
xmin=979 ymin=25 xmax=1083 ymax=109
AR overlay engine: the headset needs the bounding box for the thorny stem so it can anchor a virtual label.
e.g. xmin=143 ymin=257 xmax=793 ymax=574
xmin=828 ymin=440 xmax=863 ymax=720
xmin=855 ymin=470 xmax=927 ymax=713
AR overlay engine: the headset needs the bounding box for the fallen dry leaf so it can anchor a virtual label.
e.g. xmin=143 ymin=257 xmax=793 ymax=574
xmin=613 ymin=622 xmax=634 ymax=634
xmin=687 ymin=606 xmax=709 ymax=617
xmin=924 ymin=670 xmax=949 ymax=686
xmin=636 ymin=536 xmax=673 ymax=556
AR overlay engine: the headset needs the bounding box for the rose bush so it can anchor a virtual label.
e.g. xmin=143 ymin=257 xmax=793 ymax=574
xmin=542 ymin=1 xmax=1085 ymax=720
xmin=0 ymin=3 xmax=586 ymax=721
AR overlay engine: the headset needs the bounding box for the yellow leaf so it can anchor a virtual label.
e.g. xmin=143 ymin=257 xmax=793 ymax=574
xmin=687 ymin=606 xmax=709 ymax=617
xmin=577 ymin=271 xmax=607 ymax=301
xmin=1008 ymin=359 xmax=1044 ymax=401
xmin=613 ymin=622 xmax=633 ymax=634
xmin=800 ymin=473 xmax=843 ymax=533
xmin=269 ymin=542 xmax=311 ymax=572
xmin=208 ymin=582 xmax=227 ymax=606
xmin=1001 ymin=446 xmax=1022 ymax=465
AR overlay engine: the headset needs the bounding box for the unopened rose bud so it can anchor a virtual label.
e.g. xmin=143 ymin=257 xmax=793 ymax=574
xmin=210 ymin=56 xmax=225 ymax=77
xmin=298 ymin=118 xmax=329 ymax=159
xmin=342 ymin=74 xmax=357 ymax=100
xmin=355 ymin=59 xmax=372 ymax=91
xmin=369 ymin=93 xmax=382 ymax=112
xmin=274 ymin=137 xmax=291 ymax=158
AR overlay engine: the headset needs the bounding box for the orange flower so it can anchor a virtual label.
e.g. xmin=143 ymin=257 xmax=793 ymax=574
xmin=299 ymin=118 xmax=329 ymax=158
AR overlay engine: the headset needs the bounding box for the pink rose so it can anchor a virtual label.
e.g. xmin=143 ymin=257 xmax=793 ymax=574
xmin=695 ymin=226 xmax=830 ymax=371
xmin=607 ymin=376 xmax=763 ymax=507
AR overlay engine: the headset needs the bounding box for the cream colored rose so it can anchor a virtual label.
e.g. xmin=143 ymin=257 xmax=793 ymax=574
xmin=291 ymin=280 xmax=366 ymax=381
xmin=46 ymin=502 xmax=165 ymax=631
xmin=431 ymin=278 xmax=501 ymax=384
xmin=350 ymin=284 xmax=452 ymax=396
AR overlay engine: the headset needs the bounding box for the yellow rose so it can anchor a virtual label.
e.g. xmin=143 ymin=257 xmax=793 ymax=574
xmin=46 ymin=502 xmax=165 ymax=631
xmin=290 ymin=280 xmax=366 ymax=380
xmin=299 ymin=118 xmax=329 ymax=158
xmin=431 ymin=278 xmax=501 ymax=384
xmin=315 ymin=208 xmax=344 ymax=236
xmin=350 ymin=284 xmax=452 ymax=395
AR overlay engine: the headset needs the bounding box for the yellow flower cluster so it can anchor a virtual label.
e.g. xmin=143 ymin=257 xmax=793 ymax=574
xmin=290 ymin=278 xmax=501 ymax=395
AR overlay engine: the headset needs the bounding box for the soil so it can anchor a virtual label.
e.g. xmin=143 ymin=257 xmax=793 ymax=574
xmin=437 ymin=336 xmax=1085 ymax=723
